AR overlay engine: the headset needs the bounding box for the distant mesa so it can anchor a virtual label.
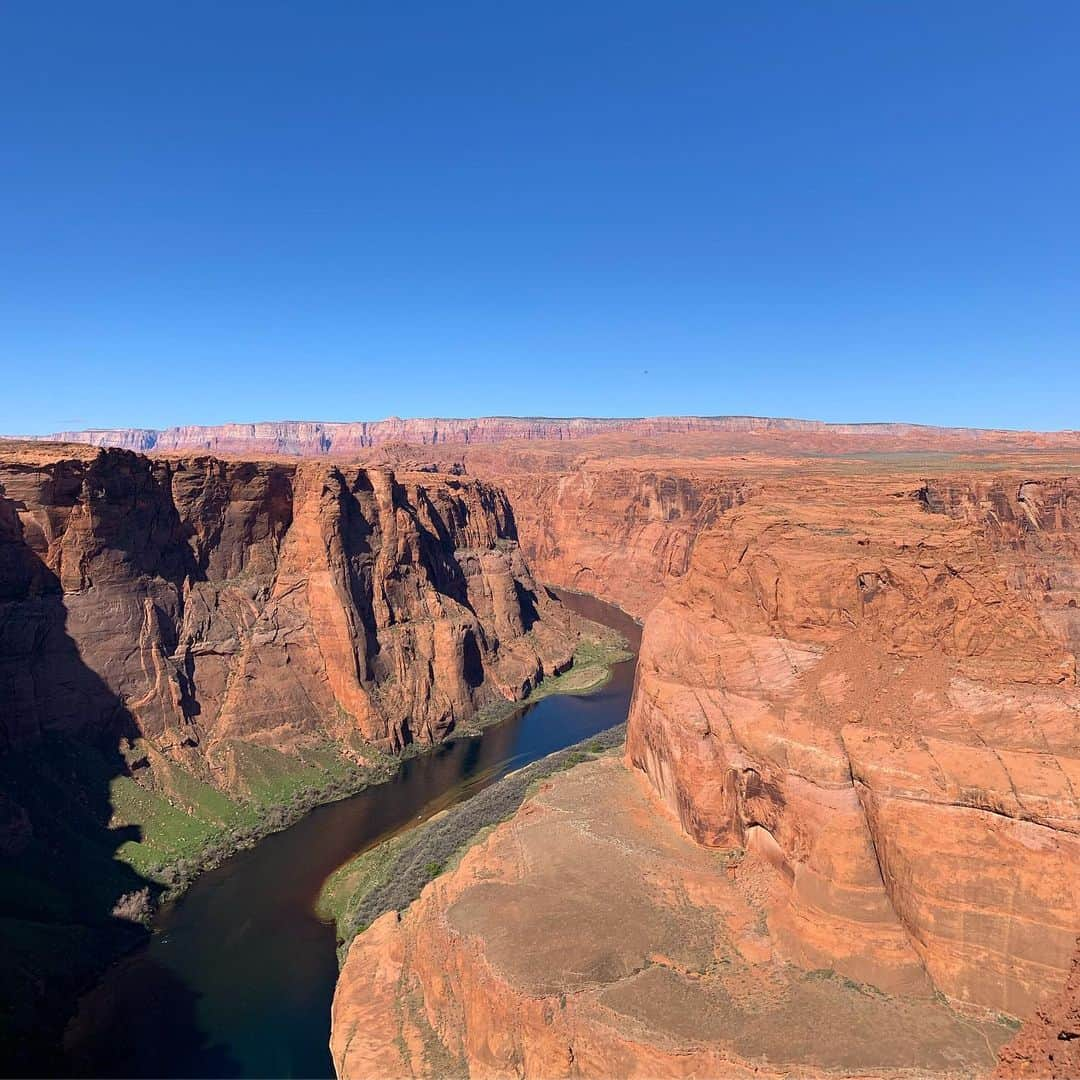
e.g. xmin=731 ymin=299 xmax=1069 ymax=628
xmin=15 ymin=415 xmax=1080 ymax=457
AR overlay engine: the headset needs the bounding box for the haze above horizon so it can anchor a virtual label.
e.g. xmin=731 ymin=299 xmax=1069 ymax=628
xmin=3 ymin=2 xmax=1079 ymax=434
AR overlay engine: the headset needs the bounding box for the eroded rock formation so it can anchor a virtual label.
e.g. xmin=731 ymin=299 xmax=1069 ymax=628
xmin=996 ymin=938 xmax=1080 ymax=1078
xmin=482 ymin=466 xmax=754 ymax=618
xmin=626 ymin=474 xmax=1079 ymax=1017
xmin=332 ymin=758 xmax=1018 ymax=1078
xmin=332 ymin=462 xmax=1080 ymax=1078
xmin=5 ymin=425 xmax=1079 ymax=1077
xmin=0 ymin=442 xmax=576 ymax=780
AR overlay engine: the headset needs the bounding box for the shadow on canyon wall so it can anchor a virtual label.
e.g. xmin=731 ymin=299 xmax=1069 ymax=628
xmin=0 ymin=494 xmax=237 ymax=1077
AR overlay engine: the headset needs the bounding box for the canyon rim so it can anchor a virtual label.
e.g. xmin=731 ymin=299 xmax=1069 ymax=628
xmin=1 ymin=419 xmax=1077 ymax=1078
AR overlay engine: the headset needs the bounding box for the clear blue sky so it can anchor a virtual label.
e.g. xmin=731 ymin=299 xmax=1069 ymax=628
xmin=3 ymin=2 xmax=1079 ymax=433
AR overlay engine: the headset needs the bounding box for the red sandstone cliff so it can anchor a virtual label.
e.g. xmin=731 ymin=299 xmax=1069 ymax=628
xmin=331 ymin=464 xmax=1080 ymax=1078
xmin=360 ymin=442 xmax=758 ymax=618
xmin=995 ymin=938 xmax=1080 ymax=1078
xmin=483 ymin=466 xmax=754 ymax=618
xmin=625 ymin=474 xmax=1079 ymax=1016
xmin=0 ymin=442 xmax=576 ymax=785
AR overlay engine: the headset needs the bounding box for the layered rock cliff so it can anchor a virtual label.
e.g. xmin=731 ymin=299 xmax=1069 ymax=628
xmin=359 ymin=442 xmax=760 ymax=618
xmin=23 ymin=414 xmax=1080 ymax=457
xmin=0 ymin=442 xmax=577 ymax=776
xmin=332 ymin=466 xmax=1080 ymax=1078
xmin=484 ymin=466 xmax=755 ymax=618
xmin=626 ymin=474 xmax=1079 ymax=1017
xmin=0 ymin=441 xmax=583 ymax=1068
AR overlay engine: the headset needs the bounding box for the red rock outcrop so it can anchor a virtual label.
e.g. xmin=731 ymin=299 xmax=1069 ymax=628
xmin=332 ymin=461 xmax=1080 ymax=1078
xmin=362 ymin=441 xmax=763 ymax=618
xmin=625 ymin=473 xmax=1080 ymax=1017
xmin=996 ymin=938 xmax=1080 ymax=1078
xmin=332 ymin=759 xmax=1016 ymax=1079
xmin=483 ymin=466 xmax=755 ymax=618
xmin=0 ymin=442 xmax=577 ymax=782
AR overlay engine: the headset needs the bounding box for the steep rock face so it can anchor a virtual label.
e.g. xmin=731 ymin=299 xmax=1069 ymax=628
xmin=626 ymin=474 xmax=1080 ymax=1017
xmin=489 ymin=466 xmax=755 ymax=617
xmin=331 ymin=467 xmax=1079 ymax=1080
xmin=361 ymin=441 xmax=761 ymax=618
xmin=0 ymin=443 xmax=576 ymax=778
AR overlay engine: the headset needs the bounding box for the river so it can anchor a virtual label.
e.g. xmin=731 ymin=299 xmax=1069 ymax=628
xmin=63 ymin=592 xmax=639 ymax=1078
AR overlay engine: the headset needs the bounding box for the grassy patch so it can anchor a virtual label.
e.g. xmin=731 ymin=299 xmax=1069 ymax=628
xmin=803 ymin=967 xmax=889 ymax=998
xmin=229 ymin=742 xmax=345 ymax=805
xmin=109 ymin=775 xmax=226 ymax=873
xmin=2 ymin=610 xmax=633 ymax=1066
xmin=321 ymin=723 xmax=628 ymax=959
xmin=316 ymin=832 xmax=410 ymax=924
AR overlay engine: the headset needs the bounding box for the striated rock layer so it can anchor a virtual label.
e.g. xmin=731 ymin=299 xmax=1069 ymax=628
xmin=366 ymin=433 xmax=1080 ymax=619
xmin=332 ymin=464 xmax=1080 ymax=1078
xmin=360 ymin=441 xmax=755 ymax=618
xmin=333 ymin=759 xmax=1017 ymax=1078
xmin=0 ymin=442 xmax=577 ymax=782
xmin=484 ymin=465 xmax=754 ymax=618
xmin=23 ymin=413 xmax=1080 ymax=457
xmin=625 ymin=473 xmax=1080 ymax=1018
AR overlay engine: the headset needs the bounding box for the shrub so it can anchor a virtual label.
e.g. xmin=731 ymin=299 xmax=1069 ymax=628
xmin=111 ymin=887 xmax=154 ymax=926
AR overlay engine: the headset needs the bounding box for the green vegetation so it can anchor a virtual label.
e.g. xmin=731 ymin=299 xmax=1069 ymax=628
xmin=0 ymin=613 xmax=633 ymax=1063
xmin=0 ymin=735 xmax=163 ymax=1061
xmin=523 ymin=626 xmax=633 ymax=702
xmin=0 ymin=730 xmax=395 ymax=1063
xmin=108 ymin=773 xmax=240 ymax=876
xmin=133 ymin=740 xmax=402 ymax=895
xmin=317 ymin=723 xmax=628 ymax=959
xmin=226 ymin=740 xmax=363 ymax=806
xmin=803 ymin=967 xmax=889 ymax=999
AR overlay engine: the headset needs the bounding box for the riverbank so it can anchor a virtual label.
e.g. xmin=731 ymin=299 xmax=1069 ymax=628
xmin=5 ymin=598 xmax=629 ymax=1075
xmin=450 ymin=616 xmax=632 ymax=737
xmin=317 ymin=723 xmax=628 ymax=954
xmin=53 ymin=591 xmax=640 ymax=1078
xmin=332 ymin=754 xmax=1016 ymax=1080
xmin=147 ymin=614 xmax=631 ymax=905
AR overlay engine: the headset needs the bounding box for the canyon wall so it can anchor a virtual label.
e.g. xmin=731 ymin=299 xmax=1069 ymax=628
xmin=332 ymin=464 xmax=1080 ymax=1078
xmin=0 ymin=440 xmax=582 ymax=1067
xmin=6 ymin=428 xmax=1078 ymax=1075
xmin=487 ymin=466 xmax=755 ymax=618
xmin=625 ymin=474 xmax=1080 ymax=1017
xmin=22 ymin=414 xmax=1080 ymax=457
xmin=0 ymin=442 xmax=576 ymax=781
xmin=359 ymin=441 xmax=764 ymax=617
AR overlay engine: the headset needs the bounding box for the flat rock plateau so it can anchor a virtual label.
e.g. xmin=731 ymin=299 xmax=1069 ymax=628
xmin=2 ymin=418 xmax=1079 ymax=1079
